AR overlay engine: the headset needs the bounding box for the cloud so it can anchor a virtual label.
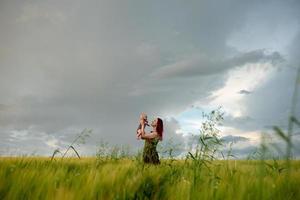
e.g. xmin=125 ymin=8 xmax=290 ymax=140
xmin=0 ymin=0 xmax=299 ymax=156
xmin=16 ymin=4 xmax=66 ymax=24
xmin=157 ymin=117 xmax=186 ymax=157
xmin=150 ymin=50 xmax=283 ymax=79
xmin=238 ymin=90 xmax=251 ymax=95
xmin=222 ymin=114 xmax=256 ymax=132
xmin=242 ymin=66 xmax=300 ymax=130
xmin=0 ymin=104 xmax=12 ymax=112
xmin=230 ymin=145 xmax=258 ymax=158
xmin=221 ymin=135 xmax=250 ymax=144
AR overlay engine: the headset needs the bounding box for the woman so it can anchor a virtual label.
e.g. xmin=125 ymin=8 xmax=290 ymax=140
xmin=140 ymin=117 xmax=163 ymax=165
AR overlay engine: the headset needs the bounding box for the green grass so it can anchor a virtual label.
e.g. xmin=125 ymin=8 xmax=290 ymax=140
xmin=0 ymin=157 xmax=300 ymax=200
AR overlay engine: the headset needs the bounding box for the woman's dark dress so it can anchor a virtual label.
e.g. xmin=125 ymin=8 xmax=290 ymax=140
xmin=143 ymin=137 xmax=160 ymax=164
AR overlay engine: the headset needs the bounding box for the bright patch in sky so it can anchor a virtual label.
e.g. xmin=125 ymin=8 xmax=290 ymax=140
xmin=208 ymin=63 xmax=275 ymax=117
xmin=175 ymin=63 xmax=276 ymax=138
xmin=173 ymin=108 xmax=205 ymax=135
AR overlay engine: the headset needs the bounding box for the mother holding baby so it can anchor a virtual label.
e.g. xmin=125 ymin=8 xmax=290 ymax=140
xmin=137 ymin=113 xmax=163 ymax=165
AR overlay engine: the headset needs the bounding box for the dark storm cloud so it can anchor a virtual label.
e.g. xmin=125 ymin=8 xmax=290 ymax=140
xmin=0 ymin=0 xmax=299 ymax=155
xmin=221 ymin=135 xmax=250 ymax=144
xmin=238 ymin=90 xmax=251 ymax=95
xmin=222 ymin=114 xmax=257 ymax=132
xmin=151 ymin=49 xmax=283 ymax=79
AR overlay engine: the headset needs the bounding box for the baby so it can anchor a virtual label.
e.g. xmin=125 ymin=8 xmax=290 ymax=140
xmin=136 ymin=112 xmax=149 ymax=140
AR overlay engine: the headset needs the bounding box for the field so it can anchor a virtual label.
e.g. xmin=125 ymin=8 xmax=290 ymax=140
xmin=0 ymin=157 xmax=300 ymax=200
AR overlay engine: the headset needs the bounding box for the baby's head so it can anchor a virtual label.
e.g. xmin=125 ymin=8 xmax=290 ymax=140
xmin=140 ymin=112 xmax=148 ymax=121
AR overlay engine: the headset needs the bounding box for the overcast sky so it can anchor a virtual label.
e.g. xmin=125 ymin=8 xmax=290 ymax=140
xmin=0 ymin=0 xmax=300 ymax=158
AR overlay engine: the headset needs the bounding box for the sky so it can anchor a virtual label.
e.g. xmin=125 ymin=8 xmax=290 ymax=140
xmin=0 ymin=0 xmax=300 ymax=158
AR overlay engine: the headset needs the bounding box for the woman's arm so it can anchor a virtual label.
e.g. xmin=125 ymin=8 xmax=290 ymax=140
xmin=140 ymin=124 xmax=158 ymax=139
xmin=141 ymin=131 xmax=158 ymax=139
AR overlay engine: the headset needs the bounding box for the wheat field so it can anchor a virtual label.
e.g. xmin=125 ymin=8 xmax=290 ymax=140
xmin=0 ymin=157 xmax=299 ymax=200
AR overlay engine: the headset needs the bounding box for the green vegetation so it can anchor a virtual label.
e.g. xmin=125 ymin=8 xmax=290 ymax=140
xmin=0 ymin=158 xmax=299 ymax=200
